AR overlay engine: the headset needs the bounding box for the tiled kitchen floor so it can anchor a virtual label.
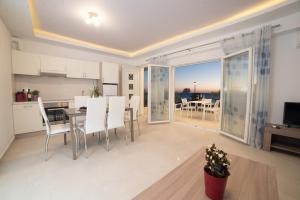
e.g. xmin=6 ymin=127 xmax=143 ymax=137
xmin=0 ymin=120 xmax=299 ymax=200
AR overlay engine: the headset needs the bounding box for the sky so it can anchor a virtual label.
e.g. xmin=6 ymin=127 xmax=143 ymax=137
xmin=144 ymin=61 xmax=220 ymax=93
xmin=175 ymin=61 xmax=220 ymax=93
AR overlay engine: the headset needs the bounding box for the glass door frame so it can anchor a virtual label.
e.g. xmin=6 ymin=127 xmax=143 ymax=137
xmin=219 ymin=48 xmax=253 ymax=143
xmin=147 ymin=64 xmax=172 ymax=124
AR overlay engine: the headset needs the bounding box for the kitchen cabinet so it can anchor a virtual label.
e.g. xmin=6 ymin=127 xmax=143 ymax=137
xmin=67 ymin=59 xmax=99 ymax=79
xmin=12 ymin=50 xmax=41 ymax=75
xmin=101 ymin=61 xmax=119 ymax=84
xmin=84 ymin=61 xmax=100 ymax=79
xmin=13 ymin=103 xmax=44 ymax=134
xmin=40 ymin=55 xmax=67 ymax=74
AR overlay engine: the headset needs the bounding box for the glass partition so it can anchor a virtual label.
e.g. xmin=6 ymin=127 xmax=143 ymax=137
xmin=148 ymin=65 xmax=170 ymax=123
xmin=221 ymin=48 xmax=252 ymax=143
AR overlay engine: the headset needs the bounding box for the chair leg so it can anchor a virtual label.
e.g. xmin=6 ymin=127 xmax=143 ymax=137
xmin=98 ymin=132 xmax=101 ymax=144
xmin=83 ymin=133 xmax=88 ymax=157
xmin=114 ymin=128 xmax=119 ymax=138
xmin=45 ymin=134 xmax=50 ymax=161
xmin=136 ymin=119 xmax=141 ymax=136
xmin=105 ymin=129 xmax=110 ymax=151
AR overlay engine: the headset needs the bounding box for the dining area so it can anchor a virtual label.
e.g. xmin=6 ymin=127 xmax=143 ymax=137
xmin=174 ymin=98 xmax=220 ymax=130
xmin=176 ymin=98 xmax=220 ymax=120
xmin=37 ymin=95 xmax=140 ymax=160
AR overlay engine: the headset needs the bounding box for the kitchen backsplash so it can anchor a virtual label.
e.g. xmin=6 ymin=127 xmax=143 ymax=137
xmin=14 ymin=75 xmax=96 ymax=100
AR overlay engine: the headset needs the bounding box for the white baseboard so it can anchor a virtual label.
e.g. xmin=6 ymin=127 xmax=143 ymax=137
xmin=0 ymin=136 xmax=15 ymax=159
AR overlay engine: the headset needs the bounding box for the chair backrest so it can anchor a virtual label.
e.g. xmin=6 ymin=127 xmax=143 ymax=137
xmin=129 ymin=96 xmax=140 ymax=120
xmin=214 ymin=100 xmax=220 ymax=108
xmin=107 ymin=96 xmax=126 ymax=129
xmin=181 ymin=98 xmax=188 ymax=105
xmin=203 ymin=98 xmax=212 ymax=103
xmin=38 ymin=97 xmax=50 ymax=134
xmin=74 ymin=96 xmax=89 ymax=108
xmin=85 ymin=97 xmax=107 ymax=134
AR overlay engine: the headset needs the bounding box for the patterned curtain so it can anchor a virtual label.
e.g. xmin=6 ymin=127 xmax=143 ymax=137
xmin=222 ymin=25 xmax=272 ymax=148
xmin=250 ymin=26 xmax=272 ymax=148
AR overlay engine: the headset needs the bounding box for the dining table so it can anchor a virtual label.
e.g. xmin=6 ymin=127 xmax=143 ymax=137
xmin=64 ymin=107 xmax=134 ymax=160
xmin=189 ymin=100 xmax=212 ymax=120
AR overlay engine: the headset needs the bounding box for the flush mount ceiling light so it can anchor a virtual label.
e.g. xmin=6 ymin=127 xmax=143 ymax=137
xmin=84 ymin=11 xmax=101 ymax=27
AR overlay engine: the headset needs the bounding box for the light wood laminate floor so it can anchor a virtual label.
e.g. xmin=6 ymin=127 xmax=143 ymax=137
xmin=0 ymin=120 xmax=299 ymax=200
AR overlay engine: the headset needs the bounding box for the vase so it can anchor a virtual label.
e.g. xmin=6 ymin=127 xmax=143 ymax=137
xmin=204 ymin=168 xmax=228 ymax=200
xmin=32 ymin=95 xmax=39 ymax=101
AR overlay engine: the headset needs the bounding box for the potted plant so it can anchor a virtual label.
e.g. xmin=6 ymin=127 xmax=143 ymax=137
xmin=32 ymin=90 xmax=40 ymax=101
xmin=204 ymin=144 xmax=230 ymax=200
xmin=90 ymin=83 xmax=102 ymax=97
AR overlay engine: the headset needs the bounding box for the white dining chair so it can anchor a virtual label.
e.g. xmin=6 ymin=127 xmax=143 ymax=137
xmin=74 ymin=96 xmax=89 ymax=126
xmin=205 ymin=100 xmax=220 ymax=120
xmin=38 ymin=97 xmax=72 ymax=161
xmin=77 ymin=97 xmax=107 ymax=156
xmin=181 ymin=98 xmax=196 ymax=118
xmin=125 ymin=96 xmax=140 ymax=135
xmin=106 ymin=96 xmax=126 ymax=151
xmin=199 ymin=98 xmax=213 ymax=111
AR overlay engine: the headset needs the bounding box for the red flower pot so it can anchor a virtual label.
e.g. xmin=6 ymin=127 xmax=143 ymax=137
xmin=204 ymin=169 xmax=228 ymax=200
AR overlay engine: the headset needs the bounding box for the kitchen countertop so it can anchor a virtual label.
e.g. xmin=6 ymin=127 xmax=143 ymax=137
xmin=13 ymin=99 xmax=74 ymax=105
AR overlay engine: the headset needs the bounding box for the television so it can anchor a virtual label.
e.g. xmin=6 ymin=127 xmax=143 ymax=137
xmin=283 ymin=102 xmax=300 ymax=127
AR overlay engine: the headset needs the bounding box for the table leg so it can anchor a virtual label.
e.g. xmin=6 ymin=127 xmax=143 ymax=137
xmin=64 ymin=134 xmax=67 ymax=145
xmin=69 ymin=116 xmax=77 ymax=160
xmin=130 ymin=108 xmax=134 ymax=142
xmin=63 ymin=112 xmax=67 ymax=145
xmin=202 ymin=106 xmax=206 ymax=120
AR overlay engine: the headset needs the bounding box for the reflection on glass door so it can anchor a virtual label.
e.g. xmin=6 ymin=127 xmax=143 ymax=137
xmin=220 ymin=48 xmax=252 ymax=143
xmin=148 ymin=65 xmax=171 ymax=123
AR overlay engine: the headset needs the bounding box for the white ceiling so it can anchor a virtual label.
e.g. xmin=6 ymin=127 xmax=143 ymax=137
xmin=34 ymin=0 xmax=269 ymax=51
xmin=0 ymin=0 xmax=299 ymax=58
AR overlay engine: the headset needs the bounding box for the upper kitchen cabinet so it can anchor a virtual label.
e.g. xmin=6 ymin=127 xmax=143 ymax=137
xmin=84 ymin=61 xmax=100 ymax=79
xmin=40 ymin=55 xmax=67 ymax=75
xmin=67 ymin=59 xmax=100 ymax=79
xmin=101 ymin=61 xmax=119 ymax=84
xmin=12 ymin=50 xmax=41 ymax=76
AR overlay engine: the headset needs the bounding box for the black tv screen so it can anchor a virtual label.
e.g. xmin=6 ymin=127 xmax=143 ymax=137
xmin=283 ymin=102 xmax=300 ymax=127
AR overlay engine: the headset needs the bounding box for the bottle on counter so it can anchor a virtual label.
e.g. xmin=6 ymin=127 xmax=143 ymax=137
xmin=22 ymin=89 xmax=27 ymax=101
xmin=27 ymin=89 xmax=32 ymax=101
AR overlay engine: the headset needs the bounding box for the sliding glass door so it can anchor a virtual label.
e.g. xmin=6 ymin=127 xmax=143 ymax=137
xmin=148 ymin=65 xmax=171 ymax=123
xmin=220 ymin=48 xmax=252 ymax=143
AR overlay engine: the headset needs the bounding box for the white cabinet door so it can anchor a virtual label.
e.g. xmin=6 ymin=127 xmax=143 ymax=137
xmin=40 ymin=55 xmax=67 ymax=74
xmin=66 ymin=59 xmax=84 ymax=78
xmin=13 ymin=104 xmax=44 ymax=134
xmin=84 ymin=61 xmax=100 ymax=79
xmin=12 ymin=50 xmax=40 ymax=75
xmin=101 ymin=61 xmax=119 ymax=84
xmin=67 ymin=59 xmax=99 ymax=79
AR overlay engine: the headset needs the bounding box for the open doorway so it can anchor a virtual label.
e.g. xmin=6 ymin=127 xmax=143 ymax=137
xmin=174 ymin=60 xmax=221 ymax=130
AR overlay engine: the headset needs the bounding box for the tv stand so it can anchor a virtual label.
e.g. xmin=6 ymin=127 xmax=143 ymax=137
xmin=263 ymin=123 xmax=300 ymax=155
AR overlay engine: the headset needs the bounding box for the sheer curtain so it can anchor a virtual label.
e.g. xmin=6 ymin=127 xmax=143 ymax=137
xmin=147 ymin=56 xmax=170 ymax=123
xmin=222 ymin=25 xmax=272 ymax=148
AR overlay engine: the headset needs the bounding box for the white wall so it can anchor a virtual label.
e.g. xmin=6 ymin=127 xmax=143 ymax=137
xmin=269 ymin=29 xmax=300 ymax=124
xmin=14 ymin=76 xmax=95 ymax=100
xmin=0 ymin=18 xmax=14 ymax=158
